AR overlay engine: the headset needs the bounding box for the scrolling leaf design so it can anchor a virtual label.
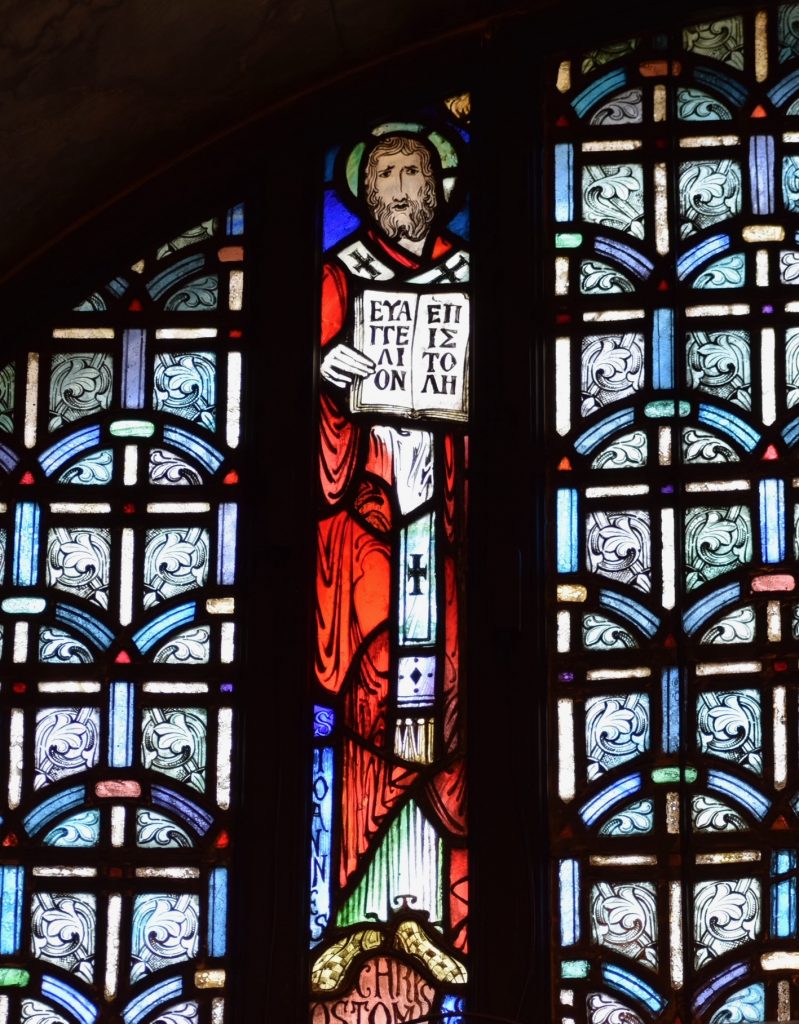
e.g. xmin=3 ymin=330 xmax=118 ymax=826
xmin=582 ymin=39 xmax=639 ymax=73
xmin=679 ymin=161 xmax=742 ymax=238
xmin=683 ymin=17 xmax=745 ymax=69
xmin=153 ymin=625 xmax=210 ymax=664
xmin=157 ymin=219 xmax=217 ymax=259
xmin=686 ymin=331 xmax=751 ymax=410
xmin=34 ymin=707 xmax=100 ymax=789
xmin=585 ymin=694 xmax=650 ymax=779
xmin=693 ymin=253 xmax=745 ymax=289
xmin=0 ymin=362 xmax=14 ymax=432
xmin=592 ymin=430 xmax=647 ymax=469
xmin=582 ymin=165 xmax=645 ymax=238
xmin=143 ymin=528 xmax=209 ymax=609
xmin=0 ymin=531 xmax=8 ymax=585
xmin=682 ymin=427 xmax=739 ymax=464
xmin=152 ymin=1004 xmax=199 ymax=1024
xmin=149 ymin=448 xmax=204 ymax=485
xmin=590 ymin=881 xmax=658 ymax=969
xmin=58 ymin=449 xmax=113 ymax=485
xmin=30 ymin=892 xmax=96 ymax=981
xmin=785 ymin=329 xmax=799 ymax=407
xmin=141 ymin=707 xmax=207 ymax=791
xmin=780 ymin=3 xmax=799 ymax=62
xmin=581 ymin=333 xmax=645 ymax=415
xmin=780 ymin=251 xmax=799 ymax=285
xmin=583 ymin=614 xmax=638 ymax=651
xmin=693 ymin=877 xmax=760 ymax=967
xmin=684 ymin=506 xmax=752 ymax=591
xmin=598 ymin=799 xmax=653 ymax=837
xmin=153 ymin=352 xmax=216 ymax=428
xmin=49 ymin=353 xmax=113 ymax=431
xmin=784 ymin=156 xmax=799 ymax=212
xmin=137 ymin=809 xmax=194 ymax=848
xmin=696 ymin=690 xmax=762 ymax=774
xmin=588 ymin=993 xmax=644 ymax=1024
xmin=589 ymin=88 xmax=643 ymax=126
xmin=47 ymin=527 xmax=111 ymax=608
xmin=581 ymin=260 xmax=636 ymax=295
xmin=43 ymin=810 xmax=100 ymax=848
xmin=21 ymin=1000 xmax=71 ymax=1024
xmin=700 ymin=605 xmax=755 ymax=644
xmin=709 ymin=984 xmax=765 ymax=1024
xmin=586 ymin=510 xmax=651 ymax=592
xmin=692 ymin=794 xmax=748 ymax=833
xmin=164 ymin=275 xmax=218 ymax=312
xmin=677 ymin=88 xmax=732 ymax=121
xmin=130 ymin=894 xmax=200 ymax=982
xmin=39 ymin=626 xmax=93 ymax=664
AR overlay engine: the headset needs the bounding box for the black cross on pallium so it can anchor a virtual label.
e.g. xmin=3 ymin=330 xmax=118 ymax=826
xmin=432 ymin=254 xmax=468 ymax=283
xmin=406 ymin=553 xmax=427 ymax=595
xmin=351 ymin=248 xmax=379 ymax=279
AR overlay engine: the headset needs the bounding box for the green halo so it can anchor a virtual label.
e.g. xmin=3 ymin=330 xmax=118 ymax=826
xmin=343 ymin=121 xmax=461 ymax=198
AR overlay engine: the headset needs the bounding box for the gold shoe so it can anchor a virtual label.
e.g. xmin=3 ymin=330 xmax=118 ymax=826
xmin=310 ymin=928 xmax=383 ymax=994
xmin=393 ymin=919 xmax=467 ymax=984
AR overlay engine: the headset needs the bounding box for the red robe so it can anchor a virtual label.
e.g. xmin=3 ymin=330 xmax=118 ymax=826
xmin=315 ymin=231 xmax=467 ymax=921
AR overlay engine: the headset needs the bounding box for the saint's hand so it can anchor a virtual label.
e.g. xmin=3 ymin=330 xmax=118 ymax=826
xmin=320 ymin=344 xmax=376 ymax=388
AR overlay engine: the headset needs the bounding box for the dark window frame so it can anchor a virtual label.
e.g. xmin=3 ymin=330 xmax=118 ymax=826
xmin=0 ymin=4 xmax=724 ymax=1019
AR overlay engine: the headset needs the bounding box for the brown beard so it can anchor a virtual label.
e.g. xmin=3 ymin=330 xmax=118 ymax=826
xmin=372 ymin=194 xmax=436 ymax=242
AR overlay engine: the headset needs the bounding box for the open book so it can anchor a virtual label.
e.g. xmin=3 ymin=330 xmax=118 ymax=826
xmin=350 ymin=287 xmax=469 ymax=422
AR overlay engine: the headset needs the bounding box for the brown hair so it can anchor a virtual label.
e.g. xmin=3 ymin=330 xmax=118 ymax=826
xmin=363 ymin=135 xmax=438 ymax=238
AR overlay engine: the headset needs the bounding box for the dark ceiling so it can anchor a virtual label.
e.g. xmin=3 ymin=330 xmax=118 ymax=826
xmin=0 ymin=0 xmax=733 ymax=284
xmin=0 ymin=0 xmax=531 ymax=283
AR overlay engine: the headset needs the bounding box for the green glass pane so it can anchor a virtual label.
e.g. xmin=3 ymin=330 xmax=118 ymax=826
xmin=582 ymin=37 xmax=639 ymax=73
xmin=683 ymin=17 xmax=745 ymax=70
xmin=779 ymin=3 xmax=799 ymax=61
xmin=156 ymin=218 xmax=217 ymax=260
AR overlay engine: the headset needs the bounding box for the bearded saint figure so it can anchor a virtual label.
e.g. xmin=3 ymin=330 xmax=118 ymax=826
xmin=315 ymin=131 xmax=469 ymax=954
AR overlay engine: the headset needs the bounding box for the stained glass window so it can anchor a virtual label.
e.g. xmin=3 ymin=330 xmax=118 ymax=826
xmin=549 ymin=4 xmax=799 ymax=1022
xmin=309 ymin=96 xmax=471 ymax=1022
xmin=0 ymin=208 xmax=244 ymax=1022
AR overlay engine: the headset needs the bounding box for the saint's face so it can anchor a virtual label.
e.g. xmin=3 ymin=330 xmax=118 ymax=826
xmin=372 ymin=150 xmax=426 ymax=209
xmin=369 ymin=148 xmax=436 ymax=241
